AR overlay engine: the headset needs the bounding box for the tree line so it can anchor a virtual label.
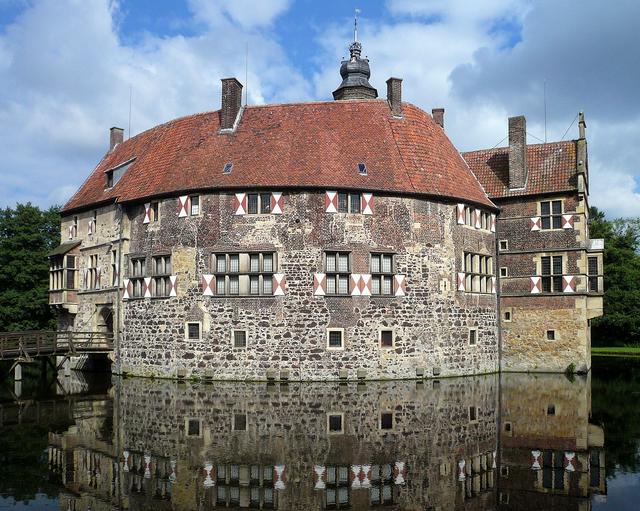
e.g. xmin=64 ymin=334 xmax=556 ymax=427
xmin=0 ymin=203 xmax=638 ymax=345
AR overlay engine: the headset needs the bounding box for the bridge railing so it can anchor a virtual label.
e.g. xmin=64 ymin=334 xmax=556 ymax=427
xmin=0 ymin=331 xmax=113 ymax=360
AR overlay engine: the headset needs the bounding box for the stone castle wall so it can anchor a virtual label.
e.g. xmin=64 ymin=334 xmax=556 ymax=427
xmin=120 ymin=190 xmax=498 ymax=380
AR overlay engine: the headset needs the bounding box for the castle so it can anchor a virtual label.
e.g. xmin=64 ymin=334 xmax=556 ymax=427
xmin=49 ymin=37 xmax=603 ymax=380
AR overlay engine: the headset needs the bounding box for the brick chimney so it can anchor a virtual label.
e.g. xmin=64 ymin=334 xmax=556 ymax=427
xmin=220 ymin=78 xmax=243 ymax=131
xmin=109 ymin=127 xmax=124 ymax=152
xmin=386 ymin=77 xmax=402 ymax=117
xmin=578 ymin=111 xmax=586 ymax=139
xmin=508 ymin=115 xmax=527 ymax=189
xmin=432 ymin=108 xmax=444 ymax=129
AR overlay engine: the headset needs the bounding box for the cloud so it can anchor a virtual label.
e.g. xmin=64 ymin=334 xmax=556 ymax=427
xmin=0 ymin=0 xmax=308 ymax=209
xmin=187 ymin=0 xmax=292 ymax=29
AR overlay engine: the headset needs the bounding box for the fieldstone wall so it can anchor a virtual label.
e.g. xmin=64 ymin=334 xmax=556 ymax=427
xmin=120 ymin=190 xmax=498 ymax=380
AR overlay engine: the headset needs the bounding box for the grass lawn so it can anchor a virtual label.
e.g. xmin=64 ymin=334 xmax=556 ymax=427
xmin=592 ymin=346 xmax=640 ymax=357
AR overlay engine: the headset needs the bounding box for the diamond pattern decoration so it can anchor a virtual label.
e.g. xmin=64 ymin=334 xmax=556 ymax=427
xmin=394 ymin=274 xmax=407 ymax=296
xmin=313 ymin=465 xmax=326 ymax=490
xmin=349 ymin=274 xmax=372 ymax=296
xmin=201 ymin=274 xmax=215 ymax=296
xmin=325 ymin=191 xmax=338 ymax=213
xmin=143 ymin=203 xmax=151 ymax=224
xmin=274 ymin=465 xmax=286 ymax=490
xmin=490 ymin=213 xmax=496 ymax=233
xmin=313 ymin=273 xmax=326 ymax=296
xmin=562 ymin=275 xmax=576 ymax=293
xmin=562 ymin=214 xmax=574 ymax=229
xmin=458 ymin=459 xmax=466 ymax=481
xmin=169 ymin=275 xmax=177 ymax=297
xmin=393 ymin=461 xmax=407 ymax=485
xmin=457 ymin=204 xmax=465 ymax=225
xmin=361 ymin=193 xmax=374 ymax=215
xmin=178 ymin=195 xmax=190 ymax=217
xmin=271 ymin=192 xmax=284 ymax=214
xmin=203 ymin=462 xmax=215 ymax=488
xmin=123 ymin=278 xmax=131 ymax=300
xmin=88 ymin=219 xmax=94 ymax=235
xmin=474 ymin=209 xmax=482 ymax=229
xmin=491 ymin=276 xmax=496 ymax=294
xmin=564 ymin=452 xmax=576 ymax=472
xmin=68 ymin=225 xmax=74 ymax=239
xmin=531 ymin=450 xmax=542 ymax=470
xmin=143 ymin=277 xmax=152 ymax=298
xmin=457 ymin=272 xmax=466 ymax=292
xmin=530 ymin=276 xmax=542 ymax=294
xmin=233 ymin=193 xmax=247 ymax=215
xmin=530 ymin=216 xmax=541 ymax=231
xmin=273 ymin=273 xmax=286 ymax=295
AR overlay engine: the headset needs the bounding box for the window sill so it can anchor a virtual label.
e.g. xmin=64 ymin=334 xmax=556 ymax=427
xmin=206 ymin=295 xmax=278 ymax=299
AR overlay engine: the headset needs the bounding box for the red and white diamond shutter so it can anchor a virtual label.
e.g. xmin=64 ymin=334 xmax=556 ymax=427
xmin=349 ymin=274 xmax=372 ymax=296
xmin=530 ymin=276 xmax=542 ymax=293
xmin=313 ymin=273 xmax=326 ymax=295
xmin=271 ymin=192 xmax=284 ymax=214
xmin=178 ymin=196 xmax=190 ymax=217
xmin=313 ymin=465 xmax=327 ymax=490
xmin=88 ymin=219 xmax=94 ymax=235
xmin=143 ymin=277 xmax=152 ymax=298
xmin=233 ymin=193 xmax=247 ymax=215
xmin=169 ymin=275 xmax=177 ymax=297
xmin=562 ymin=214 xmax=574 ymax=229
xmin=361 ymin=193 xmax=373 ymax=215
xmin=474 ymin=209 xmax=482 ymax=229
xmin=273 ymin=274 xmax=286 ymax=295
xmin=490 ymin=213 xmax=496 ymax=233
xmin=122 ymin=278 xmax=131 ymax=300
xmin=491 ymin=276 xmax=497 ymax=294
xmin=529 ymin=217 xmax=541 ymax=231
xmin=562 ymin=275 xmax=576 ymax=293
xmin=457 ymin=204 xmax=465 ymax=225
xmin=68 ymin=225 xmax=74 ymax=239
xmin=325 ymin=191 xmax=338 ymax=213
xmin=201 ymin=274 xmax=216 ymax=296
xmin=393 ymin=274 xmax=407 ymax=296
xmin=143 ymin=203 xmax=151 ymax=224
xmin=457 ymin=272 xmax=466 ymax=291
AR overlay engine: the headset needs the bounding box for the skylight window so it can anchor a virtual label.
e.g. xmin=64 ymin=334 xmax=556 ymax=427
xmin=223 ymin=162 xmax=233 ymax=174
xmin=358 ymin=163 xmax=367 ymax=175
xmin=105 ymin=158 xmax=134 ymax=189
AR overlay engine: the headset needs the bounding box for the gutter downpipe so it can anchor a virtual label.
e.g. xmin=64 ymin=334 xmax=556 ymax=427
xmin=114 ymin=203 xmax=124 ymax=375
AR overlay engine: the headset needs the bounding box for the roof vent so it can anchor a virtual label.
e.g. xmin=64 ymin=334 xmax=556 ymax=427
xmin=223 ymin=162 xmax=233 ymax=174
xmin=358 ymin=163 xmax=367 ymax=175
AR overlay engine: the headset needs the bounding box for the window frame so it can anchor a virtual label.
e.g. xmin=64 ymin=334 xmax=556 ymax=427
xmin=211 ymin=252 xmax=277 ymax=296
xmin=129 ymin=256 xmax=146 ymax=298
xmin=327 ymin=412 xmax=345 ymax=434
xmin=462 ymin=252 xmax=494 ymax=294
xmin=540 ymin=200 xmax=563 ymax=230
xmin=190 ymin=195 xmax=201 ymax=216
xmin=468 ymin=328 xmax=478 ymax=346
xmin=336 ymin=191 xmax=361 ymax=213
xmin=324 ymin=252 xmax=351 ymax=296
xmin=245 ymin=192 xmax=272 ymax=215
xmin=540 ymin=255 xmax=564 ymax=293
xmin=185 ymin=321 xmax=201 ymax=341
xmin=326 ymin=328 xmax=345 ymax=351
xmin=151 ymin=254 xmax=172 ymax=297
xmin=232 ymin=329 xmax=248 ymax=349
xmin=370 ymin=253 xmax=395 ymax=296
xmin=379 ymin=328 xmax=395 ymax=349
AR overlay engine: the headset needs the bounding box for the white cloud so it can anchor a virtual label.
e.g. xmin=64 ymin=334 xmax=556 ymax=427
xmin=187 ymin=0 xmax=292 ymax=28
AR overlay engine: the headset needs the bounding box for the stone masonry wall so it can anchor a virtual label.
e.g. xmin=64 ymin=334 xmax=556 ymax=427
xmin=120 ymin=190 xmax=498 ymax=380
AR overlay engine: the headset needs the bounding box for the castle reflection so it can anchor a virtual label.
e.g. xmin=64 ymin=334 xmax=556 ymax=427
xmin=48 ymin=373 xmax=606 ymax=510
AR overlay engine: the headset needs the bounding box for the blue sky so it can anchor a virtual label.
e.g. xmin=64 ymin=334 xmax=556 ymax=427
xmin=0 ymin=0 xmax=638 ymax=217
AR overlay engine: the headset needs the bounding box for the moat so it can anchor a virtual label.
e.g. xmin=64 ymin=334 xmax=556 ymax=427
xmin=0 ymin=357 xmax=638 ymax=510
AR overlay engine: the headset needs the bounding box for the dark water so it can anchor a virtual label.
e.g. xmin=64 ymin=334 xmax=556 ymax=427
xmin=1 ymin=358 xmax=638 ymax=510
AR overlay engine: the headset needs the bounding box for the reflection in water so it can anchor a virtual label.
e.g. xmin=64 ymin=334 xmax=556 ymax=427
xmin=44 ymin=373 xmax=606 ymax=510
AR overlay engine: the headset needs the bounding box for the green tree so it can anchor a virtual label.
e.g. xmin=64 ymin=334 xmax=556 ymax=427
xmin=590 ymin=207 xmax=640 ymax=346
xmin=0 ymin=203 xmax=60 ymax=331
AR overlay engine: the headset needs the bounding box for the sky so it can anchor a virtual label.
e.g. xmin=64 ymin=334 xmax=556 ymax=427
xmin=0 ymin=0 xmax=638 ymax=218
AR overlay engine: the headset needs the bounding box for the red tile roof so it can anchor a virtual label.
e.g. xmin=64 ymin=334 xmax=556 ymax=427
xmin=62 ymin=100 xmax=495 ymax=213
xmin=462 ymin=141 xmax=578 ymax=199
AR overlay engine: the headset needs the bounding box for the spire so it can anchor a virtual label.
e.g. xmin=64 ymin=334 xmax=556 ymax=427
xmin=332 ymin=10 xmax=378 ymax=101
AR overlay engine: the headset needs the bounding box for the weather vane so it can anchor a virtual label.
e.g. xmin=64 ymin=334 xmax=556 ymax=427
xmin=354 ymin=8 xmax=361 ymax=42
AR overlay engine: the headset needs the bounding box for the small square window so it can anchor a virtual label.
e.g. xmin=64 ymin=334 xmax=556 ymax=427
xmin=327 ymin=329 xmax=344 ymax=350
xmin=186 ymin=322 xmax=201 ymax=340
xmin=499 ymin=240 xmax=508 ymax=251
xmin=500 ymin=267 xmax=508 ymax=277
xmin=380 ymin=412 xmax=393 ymax=430
xmin=469 ymin=406 xmax=478 ymax=422
xmin=186 ymin=419 xmax=201 ymax=437
xmin=547 ymin=404 xmax=555 ymax=416
xmin=233 ymin=413 xmax=247 ymax=431
xmin=380 ymin=329 xmax=394 ymax=348
xmin=504 ymin=421 xmax=512 ymax=432
xmin=327 ymin=413 xmax=344 ymax=434
xmin=469 ymin=329 xmax=477 ymax=345
xmin=223 ymin=162 xmax=233 ymax=174
xmin=358 ymin=163 xmax=367 ymax=175
xmin=546 ymin=330 xmax=556 ymax=341
xmin=504 ymin=311 xmax=512 ymax=322
xmin=233 ymin=330 xmax=247 ymax=348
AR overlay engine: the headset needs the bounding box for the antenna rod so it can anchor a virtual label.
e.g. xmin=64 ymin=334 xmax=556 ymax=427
xmin=128 ymin=85 xmax=132 ymax=140
xmin=245 ymin=42 xmax=249 ymax=106
xmin=543 ymin=80 xmax=547 ymax=144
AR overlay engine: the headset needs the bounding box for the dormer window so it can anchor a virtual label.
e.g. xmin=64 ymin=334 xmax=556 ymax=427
xmin=105 ymin=158 xmax=134 ymax=189
xmin=358 ymin=163 xmax=367 ymax=175
xmin=223 ymin=162 xmax=233 ymax=174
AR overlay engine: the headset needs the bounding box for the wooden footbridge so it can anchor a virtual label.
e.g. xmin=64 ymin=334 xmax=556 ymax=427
xmin=0 ymin=331 xmax=113 ymax=380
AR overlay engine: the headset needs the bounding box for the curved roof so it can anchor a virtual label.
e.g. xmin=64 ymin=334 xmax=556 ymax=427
xmin=62 ymin=99 xmax=495 ymax=213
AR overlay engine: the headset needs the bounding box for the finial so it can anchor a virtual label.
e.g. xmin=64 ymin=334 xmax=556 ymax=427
xmin=354 ymin=8 xmax=360 ymax=42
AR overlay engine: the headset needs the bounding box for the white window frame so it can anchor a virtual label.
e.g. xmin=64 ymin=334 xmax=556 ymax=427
xmin=326 ymin=328 xmax=345 ymax=351
xmin=185 ymin=418 xmax=203 ymax=437
xmin=185 ymin=321 xmax=202 ymax=341
xmin=190 ymin=194 xmax=201 ymax=216
xmin=379 ymin=328 xmax=395 ymax=349
xmin=232 ymin=329 xmax=248 ymax=349
xmin=379 ymin=411 xmax=394 ymax=431
xmin=468 ymin=328 xmax=478 ymax=346
xmin=326 ymin=412 xmax=345 ymax=434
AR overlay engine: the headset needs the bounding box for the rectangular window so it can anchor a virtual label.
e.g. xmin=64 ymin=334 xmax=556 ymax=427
xmin=233 ymin=413 xmax=247 ymax=431
xmin=212 ymin=253 xmax=276 ymax=296
xmin=337 ymin=191 xmax=361 ymax=213
xmin=371 ymin=253 xmax=394 ymax=296
xmin=463 ymin=252 xmax=493 ymax=293
xmin=588 ymin=256 xmax=599 ymax=292
xmin=380 ymin=329 xmax=394 ymax=348
xmin=541 ymin=255 xmax=563 ymax=292
xmin=151 ymin=255 xmax=171 ymax=297
xmin=85 ymin=254 xmax=99 ymax=290
xmin=540 ymin=200 xmax=563 ymax=230
xmin=327 ymin=329 xmax=344 ymax=350
xmin=469 ymin=329 xmax=477 ymax=345
xmin=500 ymin=267 xmax=508 ymax=277
xmin=233 ymin=330 xmax=247 ymax=348
xmin=469 ymin=406 xmax=478 ymax=422
xmin=499 ymin=240 xmax=508 ymax=251
xmin=129 ymin=257 xmax=146 ymax=298
xmin=186 ymin=322 xmax=201 ymax=340
xmin=187 ymin=419 xmax=201 ymax=437
xmin=327 ymin=413 xmax=344 ymax=434
xmin=190 ymin=195 xmax=200 ymax=215
xmin=546 ymin=330 xmax=556 ymax=341
xmin=111 ymin=250 xmax=118 ymax=286
xmin=325 ymin=252 xmax=351 ymax=295
xmin=149 ymin=202 xmax=160 ymax=222
xmin=380 ymin=412 xmax=393 ymax=430
xmin=246 ymin=193 xmax=272 ymax=215
xmin=65 ymin=255 xmax=76 ymax=289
